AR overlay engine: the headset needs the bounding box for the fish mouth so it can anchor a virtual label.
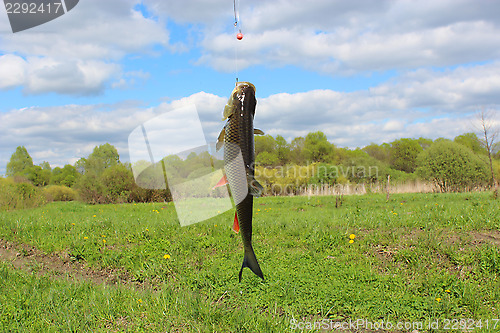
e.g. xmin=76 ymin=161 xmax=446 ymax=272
xmin=235 ymin=81 xmax=256 ymax=92
xmin=223 ymin=81 xmax=256 ymax=120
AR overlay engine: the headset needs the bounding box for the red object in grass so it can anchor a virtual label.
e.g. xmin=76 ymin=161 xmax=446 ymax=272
xmin=236 ymin=32 xmax=243 ymax=40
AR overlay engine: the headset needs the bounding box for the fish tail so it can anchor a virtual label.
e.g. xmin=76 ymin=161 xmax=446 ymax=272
xmin=239 ymin=248 xmax=264 ymax=282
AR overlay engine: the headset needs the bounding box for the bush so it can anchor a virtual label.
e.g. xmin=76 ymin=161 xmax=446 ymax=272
xmin=417 ymin=140 xmax=490 ymax=192
xmin=76 ymin=163 xmax=162 ymax=204
xmin=100 ymin=164 xmax=135 ymax=202
xmin=0 ymin=177 xmax=46 ymax=211
xmin=390 ymin=138 xmax=423 ymax=173
xmin=50 ymin=165 xmax=80 ymax=187
xmin=75 ymin=162 xmax=172 ymax=204
xmin=44 ymin=185 xmax=78 ymax=202
xmin=255 ymin=163 xmax=315 ymax=195
xmin=74 ymin=174 xmax=107 ymax=204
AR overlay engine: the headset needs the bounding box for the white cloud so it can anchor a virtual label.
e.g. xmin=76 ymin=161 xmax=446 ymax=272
xmin=1 ymin=0 xmax=170 ymax=59
xmin=2 ymin=0 xmax=500 ymax=95
xmin=190 ymin=0 xmax=500 ymax=74
xmin=200 ymin=20 xmax=500 ymax=74
xmin=141 ymin=0 xmax=230 ymax=24
xmin=2 ymin=61 xmax=500 ymax=174
xmin=0 ymin=55 xmax=27 ymax=89
xmin=0 ymin=0 xmax=170 ymax=95
xmin=25 ymin=58 xmax=121 ymax=95
xmin=0 ymin=94 xmax=227 ymax=173
xmin=376 ymin=61 xmax=500 ymax=111
xmin=111 ymin=70 xmax=151 ymax=89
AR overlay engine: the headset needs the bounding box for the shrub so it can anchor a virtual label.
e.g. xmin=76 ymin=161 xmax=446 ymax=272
xmin=100 ymin=164 xmax=135 ymax=202
xmin=255 ymin=163 xmax=317 ymax=195
xmin=44 ymin=185 xmax=78 ymax=202
xmin=0 ymin=177 xmax=46 ymax=211
xmin=75 ymin=164 xmax=148 ymax=204
xmin=390 ymin=138 xmax=423 ymax=173
xmin=417 ymin=140 xmax=490 ymax=192
xmin=74 ymin=174 xmax=107 ymax=204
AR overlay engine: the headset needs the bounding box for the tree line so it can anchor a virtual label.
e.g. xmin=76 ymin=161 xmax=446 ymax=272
xmin=1 ymin=131 xmax=499 ymax=209
xmin=1 ymin=143 xmax=170 ymax=209
xmin=255 ymin=131 xmax=498 ymax=192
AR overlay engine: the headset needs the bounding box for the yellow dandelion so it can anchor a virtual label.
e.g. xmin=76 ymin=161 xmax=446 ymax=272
xmin=163 ymin=254 xmax=171 ymax=259
xmin=84 ymin=237 xmax=88 ymax=240
xmin=445 ymin=289 xmax=451 ymax=293
xmin=145 ymin=228 xmax=149 ymax=232
xmin=93 ymin=215 xmax=96 ymax=217
xmin=214 ymin=224 xmax=218 ymax=227
xmin=71 ymin=223 xmax=75 ymax=226
xmin=102 ymin=239 xmax=106 ymax=244
xmin=257 ymin=209 xmax=261 ymax=211
xmin=101 ymin=235 xmax=105 ymax=237
xmin=349 ymin=234 xmax=356 ymax=240
xmin=436 ymin=297 xmax=441 ymax=302
xmin=349 ymin=239 xmax=354 ymax=244
xmin=137 ymin=299 xmax=142 ymax=304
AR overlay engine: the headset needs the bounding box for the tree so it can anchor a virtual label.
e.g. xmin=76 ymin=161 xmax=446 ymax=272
xmin=26 ymin=165 xmax=51 ymax=186
xmin=255 ymin=135 xmax=276 ymax=156
xmin=100 ymin=164 xmax=135 ymax=201
xmin=362 ymin=142 xmax=391 ymax=164
xmin=51 ymin=165 xmax=80 ymax=187
xmin=417 ymin=137 xmax=433 ymax=150
xmin=289 ymin=136 xmax=305 ymax=164
xmin=390 ymin=138 xmax=423 ymax=173
xmin=454 ymin=133 xmax=486 ymax=155
xmin=39 ymin=161 xmax=51 ymax=171
xmin=80 ymin=143 xmax=120 ymax=176
xmin=256 ymin=151 xmax=279 ymax=166
xmin=75 ymin=164 xmax=135 ymax=204
xmin=476 ymin=109 xmax=499 ymax=187
xmin=417 ymin=140 xmax=489 ymax=192
xmin=275 ymin=135 xmax=290 ymax=165
xmin=303 ymin=131 xmax=334 ymax=163
xmin=6 ymin=146 xmax=33 ymax=177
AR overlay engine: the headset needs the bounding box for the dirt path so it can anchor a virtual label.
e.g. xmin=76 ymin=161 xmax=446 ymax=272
xmin=2 ymin=229 xmax=498 ymax=289
xmin=0 ymin=239 xmax=147 ymax=288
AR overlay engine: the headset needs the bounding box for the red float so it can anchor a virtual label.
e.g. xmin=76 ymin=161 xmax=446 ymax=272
xmin=236 ymin=32 xmax=243 ymax=40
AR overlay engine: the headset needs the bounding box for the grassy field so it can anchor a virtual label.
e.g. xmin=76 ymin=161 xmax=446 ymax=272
xmin=0 ymin=192 xmax=499 ymax=332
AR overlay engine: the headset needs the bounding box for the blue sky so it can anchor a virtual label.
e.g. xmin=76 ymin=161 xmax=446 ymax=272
xmin=1 ymin=0 xmax=500 ymax=174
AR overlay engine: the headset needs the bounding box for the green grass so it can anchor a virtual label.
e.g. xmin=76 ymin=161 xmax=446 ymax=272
xmin=0 ymin=192 xmax=499 ymax=332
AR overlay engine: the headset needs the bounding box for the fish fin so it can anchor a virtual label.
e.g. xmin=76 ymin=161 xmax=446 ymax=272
xmin=216 ymin=127 xmax=225 ymax=151
xmin=239 ymin=248 xmax=264 ymax=282
xmin=248 ymin=176 xmax=264 ymax=197
xmin=232 ymin=211 xmax=240 ymax=233
xmin=254 ymin=128 xmax=265 ymax=135
xmin=212 ymin=174 xmax=228 ymax=189
xmin=223 ymin=104 xmax=234 ymax=120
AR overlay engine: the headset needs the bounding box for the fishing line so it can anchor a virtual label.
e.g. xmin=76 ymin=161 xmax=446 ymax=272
xmin=233 ymin=0 xmax=239 ymax=27
xmin=233 ymin=0 xmax=241 ymax=83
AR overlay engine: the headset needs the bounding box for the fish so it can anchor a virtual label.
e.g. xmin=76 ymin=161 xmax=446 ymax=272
xmin=215 ymin=82 xmax=265 ymax=282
